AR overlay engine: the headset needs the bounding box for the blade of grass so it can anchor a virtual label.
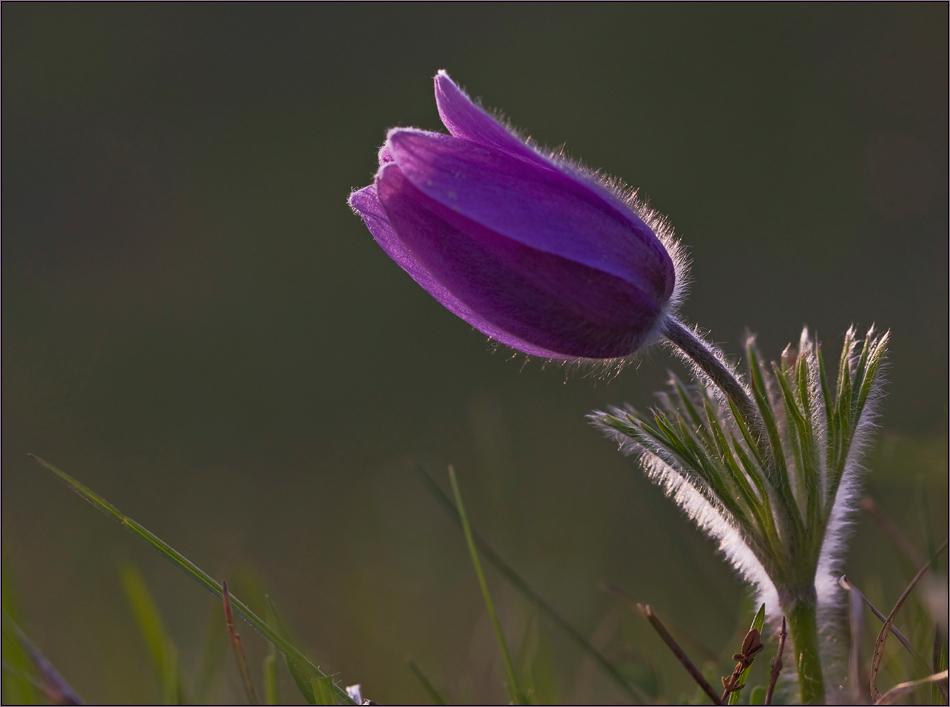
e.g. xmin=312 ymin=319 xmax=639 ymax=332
xmin=876 ymin=670 xmax=949 ymax=706
xmin=636 ymin=603 xmax=722 ymax=705
xmin=119 ymin=563 xmax=184 ymax=704
xmin=223 ymin=582 xmax=260 ymax=705
xmin=29 ymin=454 xmax=356 ymax=706
xmin=1 ymin=660 xmax=55 ymax=703
xmin=265 ymin=597 xmax=321 ymax=705
xmin=843 ymin=574 xmax=864 ymax=705
xmin=1 ymin=571 xmax=42 ymax=705
xmin=193 ymin=604 xmax=228 ymax=703
xmin=933 ymin=631 xmax=948 ymax=705
xmin=860 ymin=497 xmax=924 ymax=571
xmin=415 ymin=463 xmax=647 ymax=704
xmin=2 ymin=617 xmax=83 ymax=705
xmin=407 ymin=658 xmax=448 ymax=705
xmin=870 ymin=539 xmax=949 ymax=703
xmin=838 ymin=576 xmax=930 ymax=671
xmin=748 ymin=684 xmax=766 ymax=705
xmin=263 ymin=647 xmax=278 ymax=705
xmin=311 ymin=677 xmax=337 ymax=705
xmin=449 ymin=466 xmax=526 ymax=705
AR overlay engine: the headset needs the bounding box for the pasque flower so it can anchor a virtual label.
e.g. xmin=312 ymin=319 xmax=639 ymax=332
xmin=349 ymin=71 xmax=684 ymax=359
xmin=350 ymin=71 xmax=897 ymax=706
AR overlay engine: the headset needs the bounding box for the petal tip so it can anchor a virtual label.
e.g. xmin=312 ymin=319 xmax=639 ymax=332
xmin=377 ymin=142 xmax=394 ymax=165
xmin=348 ymin=183 xmax=380 ymax=214
xmin=434 ymin=69 xmax=455 ymax=87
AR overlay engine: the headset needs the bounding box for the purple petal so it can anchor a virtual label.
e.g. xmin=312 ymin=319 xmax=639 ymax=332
xmin=434 ymin=71 xmax=651 ymax=221
xmin=377 ymin=143 xmax=395 ymax=165
xmin=375 ymin=163 xmax=663 ymax=358
xmin=434 ymin=71 xmax=551 ymax=167
xmin=348 ymin=183 xmax=564 ymax=357
xmin=387 ymin=129 xmax=675 ymax=303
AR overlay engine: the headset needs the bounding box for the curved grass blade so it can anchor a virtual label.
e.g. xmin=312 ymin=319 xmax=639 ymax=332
xmin=1 ymin=561 xmax=42 ymax=705
xmin=876 ymin=670 xmax=949 ymax=706
xmin=449 ymin=466 xmax=526 ymax=705
xmin=2 ymin=617 xmax=83 ymax=705
xmin=29 ymin=454 xmax=356 ymax=706
xmin=264 ymin=596 xmax=324 ymax=705
xmin=263 ymin=646 xmax=278 ymax=706
xmin=838 ymin=576 xmax=929 ymax=671
xmin=311 ymin=677 xmax=337 ymax=705
xmin=120 ymin=563 xmax=185 ymax=704
xmin=870 ymin=539 xmax=949 ymax=703
xmin=193 ymin=604 xmax=228 ymax=703
xmin=414 ymin=463 xmax=647 ymax=704
xmin=407 ymin=658 xmax=448 ymax=705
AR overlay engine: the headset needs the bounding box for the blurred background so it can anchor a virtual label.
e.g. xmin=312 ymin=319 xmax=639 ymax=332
xmin=3 ymin=4 xmax=947 ymax=704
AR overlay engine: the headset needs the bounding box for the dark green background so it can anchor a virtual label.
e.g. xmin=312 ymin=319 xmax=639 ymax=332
xmin=3 ymin=4 xmax=947 ymax=703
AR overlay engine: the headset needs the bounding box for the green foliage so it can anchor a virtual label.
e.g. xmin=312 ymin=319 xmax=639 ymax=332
xmin=30 ymin=454 xmax=357 ymax=706
xmin=449 ymin=466 xmax=527 ymax=705
xmin=593 ymin=327 xmax=890 ymax=705
xmin=407 ymin=658 xmax=449 ymax=705
xmin=120 ymin=563 xmax=186 ymax=704
xmin=311 ymin=676 xmax=337 ymax=705
xmin=416 ymin=464 xmax=649 ymax=704
xmin=1 ymin=560 xmax=41 ymax=705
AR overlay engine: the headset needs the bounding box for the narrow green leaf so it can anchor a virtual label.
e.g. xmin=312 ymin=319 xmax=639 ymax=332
xmin=933 ymin=637 xmax=947 ymax=706
xmin=674 ymin=415 xmax=754 ymax=532
xmin=746 ymin=342 xmax=803 ymax=541
xmin=726 ymin=432 xmax=785 ymax=567
xmin=833 ymin=329 xmax=856 ymax=471
xmin=29 ymin=455 xmax=356 ymax=706
xmin=851 ymin=328 xmax=874 ymax=402
xmin=750 ymin=603 xmax=766 ymax=633
xmin=748 ymin=684 xmax=766 ymax=704
xmin=407 ymin=658 xmax=448 ymax=705
xmin=449 ymin=466 xmax=526 ymax=705
xmin=853 ymin=332 xmax=888 ymax=422
xmin=415 ymin=464 xmax=647 ymax=705
xmin=773 ymin=362 xmax=822 ymax=541
xmin=193 ymin=605 xmax=228 ymax=703
xmin=265 ymin=597 xmax=318 ymax=705
xmin=119 ymin=563 xmax=185 ymax=704
xmin=671 ymin=374 xmax=706 ymax=430
xmin=263 ymin=652 xmax=278 ymax=706
xmin=726 ymin=397 xmax=765 ymax=469
xmin=702 ymin=398 xmax=776 ymax=557
xmin=816 ymin=343 xmax=835 ymax=464
xmin=826 ymin=331 xmax=888 ymax=511
xmin=1 ymin=560 xmax=42 ymax=706
xmin=773 ymin=362 xmax=807 ymax=499
xmin=311 ymin=677 xmax=337 ymax=705
xmin=2 ymin=617 xmax=83 ymax=706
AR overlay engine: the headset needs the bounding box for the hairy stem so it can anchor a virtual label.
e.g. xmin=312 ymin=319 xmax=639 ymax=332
xmin=782 ymin=588 xmax=826 ymax=705
xmin=661 ymin=317 xmax=758 ymax=431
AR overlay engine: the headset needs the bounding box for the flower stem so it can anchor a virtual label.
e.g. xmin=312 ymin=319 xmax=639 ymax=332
xmin=782 ymin=588 xmax=826 ymax=705
xmin=661 ymin=317 xmax=758 ymax=429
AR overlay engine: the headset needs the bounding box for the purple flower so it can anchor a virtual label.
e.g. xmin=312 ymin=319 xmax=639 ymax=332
xmin=349 ymin=71 xmax=682 ymax=359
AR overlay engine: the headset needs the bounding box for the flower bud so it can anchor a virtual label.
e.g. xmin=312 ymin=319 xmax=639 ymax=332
xmin=349 ymin=71 xmax=681 ymax=359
